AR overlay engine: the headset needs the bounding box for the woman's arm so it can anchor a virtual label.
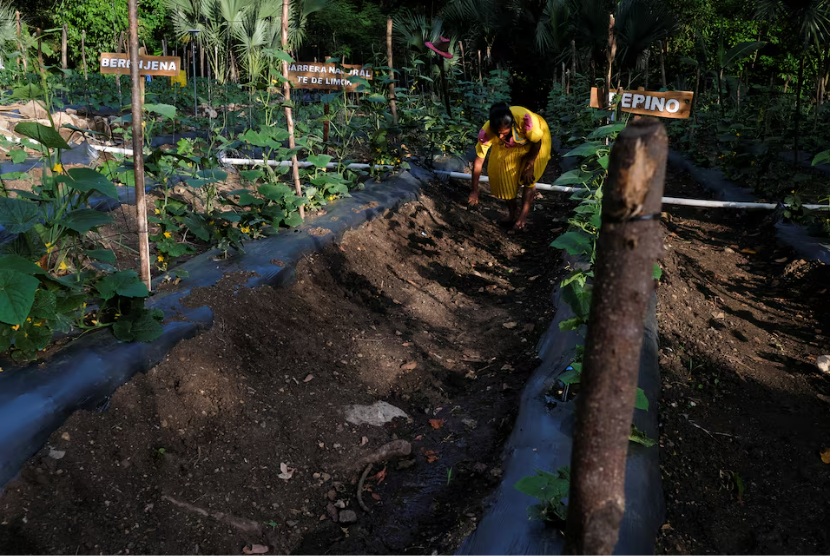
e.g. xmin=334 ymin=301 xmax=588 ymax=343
xmin=468 ymin=155 xmax=485 ymax=205
xmin=521 ymin=140 xmax=542 ymax=185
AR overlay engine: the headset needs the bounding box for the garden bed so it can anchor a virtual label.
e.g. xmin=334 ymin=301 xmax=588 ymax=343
xmin=654 ymin=171 xmax=830 ymax=554
xmin=0 ymin=174 xmax=578 ymax=554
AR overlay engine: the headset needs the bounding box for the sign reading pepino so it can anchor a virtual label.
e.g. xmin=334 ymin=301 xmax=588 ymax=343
xmin=100 ymin=53 xmax=182 ymax=77
xmin=287 ymin=63 xmax=373 ymax=91
xmin=590 ymin=88 xmax=693 ymax=119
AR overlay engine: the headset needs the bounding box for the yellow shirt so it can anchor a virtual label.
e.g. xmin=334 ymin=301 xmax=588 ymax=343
xmin=475 ymin=106 xmax=546 ymax=159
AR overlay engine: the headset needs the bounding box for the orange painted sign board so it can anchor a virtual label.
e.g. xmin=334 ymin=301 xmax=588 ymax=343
xmin=99 ymin=53 xmax=182 ymax=77
xmin=590 ymin=88 xmax=693 ymax=119
xmin=287 ymin=63 xmax=373 ymax=91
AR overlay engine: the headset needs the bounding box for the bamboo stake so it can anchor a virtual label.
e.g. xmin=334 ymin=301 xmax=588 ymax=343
xmin=61 ymin=24 xmax=68 ymax=70
xmin=386 ymin=18 xmax=398 ymax=128
xmin=128 ymin=0 xmax=151 ymax=291
xmin=16 ymin=11 xmax=26 ymax=72
xmin=282 ymin=0 xmax=304 ymax=220
xmin=564 ymin=117 xmax=667 ymax=555
xmin=477 ymin=50 xmax=482 ymax=83
xmin=36 ymin=28 xmax=44 ymax=76
xmin=116 ymin=32 xmax=123 ymax=100
xmin=79 ymin=31 xmax=88 ymax=81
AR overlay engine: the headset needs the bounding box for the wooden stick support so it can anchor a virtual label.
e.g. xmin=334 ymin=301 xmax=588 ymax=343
xmin=81 ymin=31 xmax=88 ymax=80
xmin=61 ymin=24 xmax=68 ymax=70
xmin=128 ymin=0 xmax=151 ymax=291
xmin=282 ymin=0 xmax=304 ymax=220
xmin=564 ymin=117 xmax=668 ymax=555
xmin=386 ymin=18 xmax=398 ymax=129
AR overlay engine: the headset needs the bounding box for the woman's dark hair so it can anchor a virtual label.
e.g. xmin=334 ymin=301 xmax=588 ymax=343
xmin=489 ymin=102 xmax=513 ymax=132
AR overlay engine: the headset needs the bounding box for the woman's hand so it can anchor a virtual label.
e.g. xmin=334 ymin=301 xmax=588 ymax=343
xmin=468 ymin=189 xmax=480 ymax=206
xmin=521 ymin=159 xmax=536 ymax=185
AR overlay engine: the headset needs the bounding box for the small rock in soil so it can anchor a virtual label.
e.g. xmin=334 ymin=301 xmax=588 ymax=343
xmin=326 ymin=502 xmax=338 ymax=521
xmin=344 ymin=401 xmax=409 ymax=426
xmin=60 ymin=432 xmax=70 ymax=441
xmin=338 ymin=510 xmax=358 ymax=524
xmin=816 ymin=355 xmax=830 ymax=375
xmin=327 ymin=489 xmax=337 ymax=501
xmin=48 ymin=448 xmax=66 ymax=460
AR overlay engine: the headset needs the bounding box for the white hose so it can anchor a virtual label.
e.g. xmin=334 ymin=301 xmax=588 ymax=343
xmin=435 ymin=170 xmax=830 ymax=211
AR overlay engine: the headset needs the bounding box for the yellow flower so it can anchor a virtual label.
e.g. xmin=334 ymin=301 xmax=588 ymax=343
xmin=240 ymin=226 xmax=251 ymax=234
xmin=91 ymin=319 xmax=98 ymax=325
xmin=11 ymin=325 xmax=19 ymax=331
xmin=155 ymin=208 xmax=161 ymax=214
xmin=34 ymin=261 xmax=43 ymax=268
xmin=58 ymin=261 xmax=68 ymax=271
xmin=157 ymin=255 xmax=164 ymax=262
xmin=327 ymin=195 xmax=336 ymax=201
xmin=26 ymin=318 xmax=31 ymax=322
xmin=52 ymin=163 xmax=63 ymax=173
xmin=163 ymin=232 xmax=172 ymax=238
xmin=33 ymin=321 xmax=42 ymax=327
xmin=736 ymin=133 xmax=740 ymax=136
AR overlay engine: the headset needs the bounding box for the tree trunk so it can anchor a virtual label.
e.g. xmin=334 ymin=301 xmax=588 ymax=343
xmin=477 ymin=50 xmax=482 ymax=83
xmin=643 ymin=52 xmax=649 ymax=90
xmin=783 ymin=75 xmax=790 ymax=93
xmin=572 ymin=39 xmax=577 ymax=75
xmin=459 ymin=41 xmax=467 ymax=80
xmin=716 ymin=66 xmax=724 ymax=115
xmin=200 ymin=44 xmax=205 ymax=78
xmin=659 ymin=40 xmax=666 ymax=89
xmin=386 ymin=18 xmax=397 ymax=128
xmin=564 ymin=117 xmax=668 ymax=556
xmin=162 ymin=38 xmax=167 ymax=57
xmin=282 ymin=0 xmax=304 ymax=220
xmin=127 ymin=0 xmax=151 ymax=291
xmin=793 ymin=52 xmax=805 ymax=171
xmin=61 ymin=24 xmax=68 ymax=70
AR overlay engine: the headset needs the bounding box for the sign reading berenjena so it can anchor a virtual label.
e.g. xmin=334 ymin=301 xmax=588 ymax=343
xmin=99 ymin=53 xmax=182 ymax=77
xmin=287 ymin=63 xmax=373 ymax=91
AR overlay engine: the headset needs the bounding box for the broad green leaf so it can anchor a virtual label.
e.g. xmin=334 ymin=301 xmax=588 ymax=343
xmin=307 ymin=154 xmax=333 ymax=168
xmin=635 ymin=388 xmax=649 ymax=411
xmin=58 ymin=168 xmax=119 ymax=199
xmin=364 ymin=93 xmax=387 ymax=104
xmin=10 ymin=84 xmax=45 ymax=100
xmin=597 ymin=154 xmax=609 ymax=170
xmin=95 ymin=270 xmax=149 ymax=301
xmin=553 ymin=169 xmax=594 ymax=186
xmin=239 ymin=169 xmax=265 ymax=182
xmin=653 ymin=264 xmax=663 ymax=280
xmin=284 ymin=211 xmax=304 ymax=228
xmin=812 ymin=149 xmax=830 ymax=166
xmin=561 ymin=281 xmax=591 ymax=320
xmin=0 ymin=254 xmax=47 ymax=275
xmin=551 ymin=231 xmax=592 ymax=256
xmin=559 ymin=367 xmax=581 ymax=385
xmin=59 ymin=209 xmax=112 ymax=233
xmin=9 ymin=148 xmax=28 ymax=163
xmin=563 ymin=142 xmax=603 ymax=158
xmin=0 ymin=196 xmax=39 ymax=233
xmin=0 ymin=269 xmax=39 ymax=325
xmin=14 ymin=122 xmax=71 ymax=150
xmin=86 ymin=249 xmax=117 ymax=264
xmin=182 ymin=214 xmax=210 ymax=241
xmin=558 ymin=316 xmax=583 ymax=331
xmin=31 ymin=288 xmax=57 ymax=320
xmin=722 ymin=41 xmax=765 ymax=69
xmin=588 ymin=123 xmax=624 ymax=139
xmin=144 ymin=103 xmax=177 ymax=119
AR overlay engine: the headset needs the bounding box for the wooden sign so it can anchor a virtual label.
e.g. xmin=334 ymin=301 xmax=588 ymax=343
xmin=287 ymin=62 xmax=373 ymax=91
xmin=590 ymin=88 xmax=693 ymax=119
xmin=100 ymin=53 xmax=181 ymax=77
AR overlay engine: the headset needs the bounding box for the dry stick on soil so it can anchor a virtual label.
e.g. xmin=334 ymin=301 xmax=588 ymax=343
xmin=564 ymin=117 xmax=668 ymax=555
xmin=163 ymin=495 xmax=262 ymax=535
xmin=127 ymin=0 xmax=151 ymax=290
xmin=357 ymin=463 xmax=373 ymax=512
xmin=281 ymin=0 xmax=304 ymax=220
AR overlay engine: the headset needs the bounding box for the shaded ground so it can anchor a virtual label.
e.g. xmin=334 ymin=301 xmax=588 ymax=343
xmin=655 ymin=172 xmax=830 ymax=554
xmin=0 ymin=173 xmax=575 ymax=555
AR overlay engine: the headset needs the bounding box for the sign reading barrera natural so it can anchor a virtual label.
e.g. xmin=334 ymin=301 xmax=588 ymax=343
xmin=99 ymin=53 xmax=182 ymax=77
xmin=590 ymin=88 xmax=694 ymax=119
xmin=287 ymin=63 xmax=373 ymax=91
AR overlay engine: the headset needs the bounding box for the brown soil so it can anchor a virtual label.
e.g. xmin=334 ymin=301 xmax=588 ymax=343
xmin=655 ymin=171 xmax=830 ymax=554
xmin=0 ymin=175 xmax=575 ymax=555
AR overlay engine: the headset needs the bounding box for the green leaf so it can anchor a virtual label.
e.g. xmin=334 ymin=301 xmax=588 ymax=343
xmin=13 ymin=321 xmax=52 ymax=356
xmin=59 ymin=209 xmax=113 ymax=233
xmin=0 ymin=196 xmax=39 ymax=233
xmin=0 ymin=254 xmax=47 ymax=275
xmin=597 ymin=154 xmax=609 ymax=170
xmin=561 ymin=281 xmax=592 ymax=321
xmin=588 ymin=123 xmax=624 ymax=139
xmin=9 ymin=148 xmax=28 ymax=163
xmin=31 ymin=289 xmax=57 ymax=320
xmin=10 ymin=84 xmax=45 ymax=100
xmin=551 ymin=231 xmax=592 ymax=256
xmin=239 ymin=169 xmax=265 ymax=182
xmin=86 ymin=249 xmax=117 ymax=264
xmin=559 ymin=367 xmax=581 ymax=385
xmin=564 ymin=142 xmax=603 ymax=158
xmin=0 ymin=270 xmax=39 ymax=325
xmin=14 ymin=122 xmax=71 ymax=150
xmin=96 ymin=270 xmax=149 ymax=301
xmin=284 ymin=211 xmax=304 ymax=228
xmin=144 ymin=103 xmax=177 ymax=119
xmin=812 ymin=149 xmax=830 ymax=166
xmin=58 ymin=168 xmax=119 ymax=199
xmin=553 ymin=169 xmax=594 ymax=186
xmin=558 ymin=316 xmax=583 ymax=331
xmin=629 ymin=424 xmax=656 ymax=447
xmin=721 ymin=41 xmax=765 ymax=69
xmin=113 ymin=309 xmax=164 ymax=342
xmin=183 ymin=214 xmax=210 ymax=241
xmin=635 ymin=388 xmax=649 ymax=411
xmin=653 ymin=264 xmax=663 ymax=280
xmin=307 ymin=154 xmax=333 ymax=168
xmin=364 ymin=93 xmax=387 ymax=104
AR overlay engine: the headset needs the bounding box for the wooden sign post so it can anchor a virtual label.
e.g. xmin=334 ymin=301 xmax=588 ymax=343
xmin=286 ymin=62 xmax=373 ymax=91
xmin=100 ymin=53 xmax=182 ymax=77
xmin=590 ymin=87 xmax=694 ymax=119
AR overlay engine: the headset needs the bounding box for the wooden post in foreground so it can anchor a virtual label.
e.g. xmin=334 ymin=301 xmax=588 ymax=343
xmin=127 ymin=0 xmax=151 ymax=291
xmin=386 ymin=18 xmax=398 ymax=128
xmin=282 ymin=0 xmax=304 ymax=220
xmin=564 ymin=117 xmax=667 ymax=555
xmin=61 ymin=24 xmax=68 ymax=70
xmin=81 ymin=31 xmax=88 ymax=80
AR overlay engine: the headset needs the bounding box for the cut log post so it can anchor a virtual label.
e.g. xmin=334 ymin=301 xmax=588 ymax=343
xmin=282 ymin=0 xmax=304 ymax=220
xmin=128 ymin=0 xmax=151 ymax=291
xmin=564 ymin=117 xmax=668 ymax=555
